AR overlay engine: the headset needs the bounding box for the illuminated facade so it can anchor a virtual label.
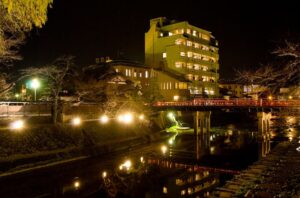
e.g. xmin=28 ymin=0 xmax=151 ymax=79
xmin=99 ymin=59 xmax=190 ymax=101
xmin=145 ymin=17 xmax=219 ymax=97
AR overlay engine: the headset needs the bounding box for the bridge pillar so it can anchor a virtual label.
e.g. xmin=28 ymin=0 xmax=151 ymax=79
xmin=257 ymin=112 xmax=272 ymax=157
xmin=194 ymin=111 xmax=211 ymax=159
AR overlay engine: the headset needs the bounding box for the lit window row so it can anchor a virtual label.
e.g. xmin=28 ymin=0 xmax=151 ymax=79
xmin=124 ymin=69 xmax=149 ymax=78
xmin=160 ymin=28 xmax=210 ymax=41
xmin=175 ymin=62 xmax=209 ymax=71
xmin=186 ymin=74 xmax=216 ymax=82
xmin=160 ymin=82 xmax=187 ymax=90
xmin=179 ymin=51 xmax=217 ymax=62
xmin=176 ymin=39 xmax=215 ymax=52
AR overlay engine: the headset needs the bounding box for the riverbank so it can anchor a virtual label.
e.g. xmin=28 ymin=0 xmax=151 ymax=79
xmin=213 ymin=138 xmax=300 ymax=197
xmin=0 ymin=120 xmax=164 ymax=174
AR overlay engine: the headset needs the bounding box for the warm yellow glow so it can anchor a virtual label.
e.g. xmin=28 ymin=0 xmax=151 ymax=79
xmin=288 ymin=95 xmax=293 ymax=99
xmin=10 ymin=120 xmax=24 ymax=130
xmin=168 ymin=138 xmax=174 ymax=145
xmin=100 ymin=115 xmax=109 ymax=123
xmin=72 ymin=117 xmax=81 ymax=126
xmin=161 ymin=145 xmax=168 ymax=154
xmin=163 ymin=186 xmax=168 ymax=194
xmin=268 ymin=95 xmax=272 ymax=100
xmin=102 ymin=171 xmax=107 ymax=178
xmin=140 ymin=156 xmax=144 ymax=163
xmin=139 ymin=114 xmax=144 ymax=120
xmin=74 ymin=181 xmax=80 ymax=189
xmin=173 ymin=95 xmax=179 ymax=101
xmin=121 ymin=113 xmax=133 ymax=124
xmin=119 ymin=160 xmax=132 ymax=171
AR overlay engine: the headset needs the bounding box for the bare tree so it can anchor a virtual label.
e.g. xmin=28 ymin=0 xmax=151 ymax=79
xmin=236 ymin=40 xmax=300 ymax=94
xmin=20 ymin=56 xmax=75 ymax=124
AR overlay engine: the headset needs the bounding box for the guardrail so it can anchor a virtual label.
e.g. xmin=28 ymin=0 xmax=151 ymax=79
xmin=153 ymin=99 xmax=300 ymax=108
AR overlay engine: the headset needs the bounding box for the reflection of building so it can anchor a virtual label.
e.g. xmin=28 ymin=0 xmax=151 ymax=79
xmin=145 ymin=17 xmax=219 ymax=97
xmin=146 ymin=159 xmax=219 ymax=197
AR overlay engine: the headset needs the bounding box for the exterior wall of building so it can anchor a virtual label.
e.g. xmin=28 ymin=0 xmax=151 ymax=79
xmin=109 ymin=62 xmax=190 ymax=101
xmin=145 ymin=17 xmax=220 ymax=97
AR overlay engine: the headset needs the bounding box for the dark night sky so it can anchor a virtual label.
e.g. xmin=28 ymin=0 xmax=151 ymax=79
xmin=18 ymin=0 xmax=300 ymax=79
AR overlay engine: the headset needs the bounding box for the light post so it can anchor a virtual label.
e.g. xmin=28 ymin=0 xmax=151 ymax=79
xmin=30 ymin=78 xmax=40 ymax=101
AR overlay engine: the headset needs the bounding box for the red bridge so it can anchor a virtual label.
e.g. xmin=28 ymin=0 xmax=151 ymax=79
xmin=153 ymin=99 xmax=300 ymax=109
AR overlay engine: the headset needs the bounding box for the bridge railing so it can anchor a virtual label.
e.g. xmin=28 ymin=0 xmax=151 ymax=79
xmin=153 ymin=99 xmax=300 ymax=107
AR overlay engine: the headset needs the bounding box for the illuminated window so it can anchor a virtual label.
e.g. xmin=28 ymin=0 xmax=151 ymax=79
xmin=187 ymin=41 xmax=192 ymax=47
xmin=115 ymin=68 xmax=119 ymax=73
xmin=202 ymin=76 xmax=208 ymax=82
xmin=194 ymin=64 xmax=200 ymax=70
xmin=195 ymin=174 xmax=201 ymax=181
xmin=180 ymin=52 xmax=185 ymax=57
xmin=168 ymin=32 xmax=173 ymax=36
xmin=187 ymin=63 xmax=193 ymax=69
xmin=202 ymin=56 xmax=209 ymax=61
xmin=187 ymin=52 xmax=193 ymax=58
xmin=125 ymin=69 xmax=128 ymax=76
xmin=210 ymin=90 xmax=215 ymax=95
xmin=194 ymin=75 xmax=199 ymax=80
xmin=169 ymin=82 xmax=172 ymax=89
xmin=145 ymin=71 xmax=149 ymax=78
xmin=181 ymin=190 xmax=186 ymax=195
xmin=202 ymin=34 xmax=210 ymax=41
xmin=163 ymin=52 xmax=167 ymax=58
xmin=175 ymin=62 xmax=182 ymax=68
xmin=163 ymin=187 xmax=167 ymax=194
xmin=193 ymin=53 xmax=201 ymax=59
xmin=187 ymin=74 xmax=193 ymax=80
xmin=175 ymin=39 xmax=184 ymax=45
xmin=179 ymin=29 xmax=184 ymax=34
xmin=194 ymin=43 xmax=199 ymax=48
xmin=128 ymin=69 xmax=131 ymax=77
xmin=202 ymin=66 xmax=208 ymax=71
xmin=175 ymin=82 xmax=178 ymax=89
xmin=188 ymin=188 xmax=193 ymax=194
xmin=186 ymin=29 xmax=191 ymax=34
xmin=179 ymin=82 xmax=187 ymax=89
xmin=193 ymin=30 xmax=197 ymax=36
xmin=166 ymin=82 xmax=169 ymax=90
xmin=139 ymin=72 xmax=142 ymax=78
xmin=134 ymin=71 xmax=137 ymax=77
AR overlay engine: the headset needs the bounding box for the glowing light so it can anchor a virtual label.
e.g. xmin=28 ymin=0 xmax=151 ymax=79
xmin=72 ymin=117 xmax=81 ymax=126
xmin=10 ymin=120 xmax=24 ymax=130
xmin=30 ymin=78 xmax=40 ymax=89
xmin=119 ymin=160 xmax=132 ymax=171
xmin=15 ymin=94 xmax=20 ymax=98
xmin=167 ymin=112 xmax=175 ymax=120
xmin=139 ymin=114 xmax=144 ymax=120
xmin=102 ymin=171 xmax=107 ymax=178
xmin=140 ymin=156 xmax=144 ymax=163
xmin=118 ymin=113 xmax=133 ymax=124
xmin=161 ymin=145 xmax=168 ymax=154
xmin=268 ymin=95 xmax=272 ymax=100
xmin=74 ymin=181 xmax=80 ymax=189
xmin=173 ymin=95 xmax=179 ymax=101
xmin=100 ymin=115 xmax=109 ymax=123
xmin=168 ymin=138 xmax=174 ymax=145
xmin=288 ymin=95 xmax=293 ymax=99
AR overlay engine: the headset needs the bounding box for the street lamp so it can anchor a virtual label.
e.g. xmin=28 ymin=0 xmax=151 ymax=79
xmin=30 ymin=78 xmax=40 ymax=101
